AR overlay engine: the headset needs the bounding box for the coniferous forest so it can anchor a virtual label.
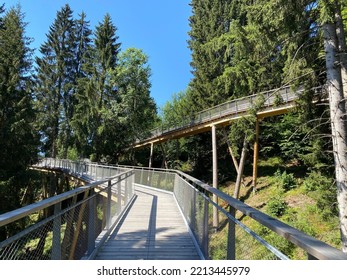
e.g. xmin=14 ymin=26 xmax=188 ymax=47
xmin=1 ymin=1 xmax=347 ymax=255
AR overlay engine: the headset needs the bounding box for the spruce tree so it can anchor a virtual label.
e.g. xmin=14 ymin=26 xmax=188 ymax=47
xmin=188 ymin=0 xmax=240 ymax=109
xmin=72 ymin=14 xmax=121 ymax=161
xmin=0 ymin=5 xmax=38 ymax=213
xmin=69 ymin=12 xmax=93 ymax=158
xmin=34 ymin=4 xmax=77 ymax=158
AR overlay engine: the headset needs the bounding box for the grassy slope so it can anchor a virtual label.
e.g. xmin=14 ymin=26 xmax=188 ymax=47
xmin=213 ymin=157 xmax=341 ymax=259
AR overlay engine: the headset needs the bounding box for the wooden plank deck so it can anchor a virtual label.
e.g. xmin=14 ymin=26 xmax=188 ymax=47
xmin=95 ymin=186 xmax=201 ymax=260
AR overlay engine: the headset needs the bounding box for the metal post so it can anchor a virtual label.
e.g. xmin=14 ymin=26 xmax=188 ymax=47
xmin=140 ymin=168 xmax=144 ymax=185
xmin=106 ymin=180 xmax=112 ymax=229
xmin=227 ymin=206 xmax=236 ymax=260
xmin=212 ymin=125 xmax=219 ymax=229
xmin=252 ymin=118 xmax=260 ymax=190
xmin=202 ymin=197 xmax=209 ymax=259
xmin=125 ymin=175 xmax=129 ymax=203
xmin=87 ymin=192 xmax=96 ymax=256
xmin=52 ymin=202 xmax=61 ymax=260
xmin=117 ymin=181 xmax=122 ymax=214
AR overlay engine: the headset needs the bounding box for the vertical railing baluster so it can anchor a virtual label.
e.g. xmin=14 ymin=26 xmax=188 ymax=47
xmin=227 ymin=206 xmax=236 ymax=260
xmin=203 ymin=197 xmax=209 ymax=259
xmin=124 ymin=175 xmax=129 ymax=204
xmin=52 ymin=202 xmax=62 ymax=260
xmin=117 ymin=181 xmax=122 ymax=214
xmin=106 ymin=180 xmax=112 ymax=230
xmin=87 ymin=190 xmax=96 ymax=256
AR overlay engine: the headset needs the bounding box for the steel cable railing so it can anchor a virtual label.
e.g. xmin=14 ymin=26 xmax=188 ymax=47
xmin=174 ymin=170 xmax=347 ymax=260
xmin=119 ymin=165 xmax=346 ymax=260
xmin=136 ymin=85 xmax=308 ymax=144
xmin=1 ymin=160 xmax=346 ymax=260
xmin=0 ymin=161 xmax=135 ymax=260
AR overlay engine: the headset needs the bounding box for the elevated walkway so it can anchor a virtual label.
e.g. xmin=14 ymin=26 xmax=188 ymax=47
xmin=1 ymin=159 xmax=346 ymax=260
xmin=134 ymin=85 xmax=311 ymax=148
xmin=95 ymin=186 xmax=201 ymax=260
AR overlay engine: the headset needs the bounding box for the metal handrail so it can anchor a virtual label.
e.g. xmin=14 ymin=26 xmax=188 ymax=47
xmin=111 ymin=164 xmax=346 ymax=259
xmin=2 ymin=159 xmax=345 ymax=260
xmin=0 ymin=160 xmax=135 ymax=260
xmin=175 ymin=170 xmax=347 ymax=260
xmin=136 ymin=85 xmax=307 ymax=144
xmin=0 ymin=170 xmax=133 ymax=228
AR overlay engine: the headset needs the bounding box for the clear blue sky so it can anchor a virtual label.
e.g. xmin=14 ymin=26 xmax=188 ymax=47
xmin=4 ymin=0 xmax=193 ymax=109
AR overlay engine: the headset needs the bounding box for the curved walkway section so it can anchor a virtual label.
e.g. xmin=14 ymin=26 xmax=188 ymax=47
xmin=95 ymin=186 xmax=201 ymax=260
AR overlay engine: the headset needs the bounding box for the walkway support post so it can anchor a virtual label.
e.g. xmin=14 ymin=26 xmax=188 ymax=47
xmin=252 ymin=118 xmax=260 ymax=190
xmin=149 ymin=142 xmax=154 ymax=168
xmin=212 ymin=125 xmax=219 ymax=229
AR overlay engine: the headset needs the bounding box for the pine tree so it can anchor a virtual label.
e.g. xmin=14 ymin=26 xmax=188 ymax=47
xmin=34 ymin=4 xmax=77 ymax=158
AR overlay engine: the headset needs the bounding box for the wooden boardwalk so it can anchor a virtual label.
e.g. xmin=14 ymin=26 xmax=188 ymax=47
xmin=95 ymin=186 xmax=201 ymax=260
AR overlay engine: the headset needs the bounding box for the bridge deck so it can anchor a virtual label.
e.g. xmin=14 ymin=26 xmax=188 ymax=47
xmin=95 ymin=186 xmax=201 ymax=260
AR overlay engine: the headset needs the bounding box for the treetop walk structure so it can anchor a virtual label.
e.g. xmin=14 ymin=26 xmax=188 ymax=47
xmin=134 ymin=85 xmax=310 ymax=149
xmin=0 ymin=158 xmax=346 ymax=260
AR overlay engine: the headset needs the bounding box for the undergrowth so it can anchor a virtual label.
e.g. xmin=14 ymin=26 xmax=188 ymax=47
xmin=209 ymin=157 xmax=341 ymax=260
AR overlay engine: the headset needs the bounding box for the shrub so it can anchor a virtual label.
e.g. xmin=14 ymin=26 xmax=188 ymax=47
xmin=267 ymin=197 xmax=288 ymax=217
xmin=303 ymin=171 xmax=337 ymax=220
xmin=274 ymin=170 xmax=296 ymax=191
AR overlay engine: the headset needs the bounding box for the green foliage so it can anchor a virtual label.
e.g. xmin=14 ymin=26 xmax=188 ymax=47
xmin=112 ymin=48 xmax=157 ymax=143
xmin=343 ymin=1 xmax=347 ymax=30
xmin=188 ymin=0 xmax=239 ymax=109
xmin=303 ymin=171 xmax=337 ymax=220
xmin=34 ymin=4 xmax=79 ymax=158
xmin=274 ymin=169 xmax=297 ymax=191
xmin=266 ymin=196 xmax=288 ymax=217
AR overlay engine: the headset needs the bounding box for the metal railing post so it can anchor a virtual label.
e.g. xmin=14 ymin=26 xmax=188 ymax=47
xmin=87 ymin=192 xmax=96 ymax=256
xmin=52 ymin=202 xmax=62 ymax=260
xmin=227 ymin=206 xmax=236 ymax=260
xmin=106 ymin=180 xmax=112 ymax=230
xmin=125 ymin=176 xmax=129 ymax=204
xmin=202 ymin=197 xmax=209 ymax=259
xmin=117 ymin=181 xmax=122 ymax=214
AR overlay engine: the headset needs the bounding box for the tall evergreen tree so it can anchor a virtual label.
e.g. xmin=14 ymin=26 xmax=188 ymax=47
xmin=34 ymin=4 xmax=77 ymax=158
xmin=68 ymin=12 xmax=93 ymax=158
xmin=188 ymin=0 xmax=239 ymax=109
xmin=0 ymin=5 xmax=38 ymax=213
xmin=72 ymin=14 xmax=121 ymax=161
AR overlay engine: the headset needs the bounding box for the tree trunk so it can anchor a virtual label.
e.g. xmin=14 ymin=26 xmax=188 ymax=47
xmin=222 ymin=128 xmax=239 ymax=172
xmin=334 ymin=0 xmax=347 ymax=101
xmin=323 ymin=23 xmax=347 ymax=253
xmin=233 ymin=137 xmax=248 ymax=199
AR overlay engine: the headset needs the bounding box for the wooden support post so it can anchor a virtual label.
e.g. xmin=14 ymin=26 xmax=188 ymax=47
xmin=212 ymin=125 xmax=219 ymax=229
xmin=149 ymin=142 xmax=154 ymax=168
xmin=252 ymin=118 xmax=260 ymax=190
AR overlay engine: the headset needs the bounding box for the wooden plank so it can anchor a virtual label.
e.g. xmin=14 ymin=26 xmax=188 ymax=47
xmin=95 ymin=186 xmax=201 ymax=260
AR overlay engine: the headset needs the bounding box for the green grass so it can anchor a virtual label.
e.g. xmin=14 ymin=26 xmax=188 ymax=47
xmin=210 ymin=157 xmax=341 ymax=260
